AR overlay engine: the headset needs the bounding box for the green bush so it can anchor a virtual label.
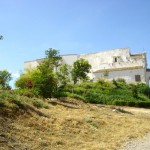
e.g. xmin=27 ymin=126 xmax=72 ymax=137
xmin=14 ymin=89 xmax=39 ymax=98
xmin=23 ymin=91 xmax=34 ymax=98
xmin=0 ymin=98 xmax=5 ymax=107
xmin=112 ymin=78 xmax=127 ymax=89
xmin=137 ymin=101 xmax=150 ymax=108
xmin=10 ymin=97 xmax=26 ymax=110
xmin=15 ymin=74 xmax=33 ymax=89
xmin=112 ymin=100 xmax=127 ymax=106
xmin=116 ymin=78 xmax=126 ymax=83
xmin=139 ymin=86 xmax=150 ymax=99
xmin=131 ymin=85 xmax=138 ymax=98
xmin=33 ymin=100 xmax=49 ymax=108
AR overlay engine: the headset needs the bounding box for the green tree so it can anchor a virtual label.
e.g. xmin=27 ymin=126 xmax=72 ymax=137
xmin=0 ymin=70 xmax=12 ymax=89
xmin=56 ymin=64 xmax=70 ymax=88
xmin=16 ymin=48 xmax=62 ymax=98
xmin=44 ymin=48 xmax=62 ymax=69
xmin=0 ymin=35 xmax=3 ymax=40
xmin=33 ymin=48 xmax=62 ymax=98
xmin=15 ymin=70 xmax=33 ymax=89
xmin=71 ymin=58 xmax=91 ymax=84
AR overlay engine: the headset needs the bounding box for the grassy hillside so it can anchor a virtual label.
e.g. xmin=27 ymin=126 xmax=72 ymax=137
xmin=64 ymin=79 xmax=150 ymax=108
xmin=0 ymin=91 xmax=150 ymax=150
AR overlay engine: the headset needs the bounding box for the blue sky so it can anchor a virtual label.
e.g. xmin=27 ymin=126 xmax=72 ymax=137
xmin=0 ymin=0 xmax=150 ymax=87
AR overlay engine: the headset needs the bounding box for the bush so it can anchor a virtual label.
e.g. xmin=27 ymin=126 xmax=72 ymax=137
xmin=137 ymin=101 xmax=150 ymax=108
xmin=131 ymin=85 xmax=138 ymax=98
xmin=112 ymin=78 xmax=127 ymax=89
xmin=0 ymin=98 xmax=5 ymax=107
xmin=112 ymin=100 xmax=127 ymax=106
xmin=73 ymin=87 xmax=85 ymax=95
xmin=116 ymin=78 xmax=126 ymax=84
xmin=15 ymin=74 xmax=33 ymax=89
xmin=65 ymin=92 xmax=85 ymax=101
xmin=10 ymin=97 xmax=26 ymax=110
xmin=23 ymin=91 xmax=34 ymax=98
xmin=84 ymin=91 xmax=110 ymax=104
xmin=139 ymin=85 xmax=150 ymax=99
xmin=33 ymin=100 xmax=49 ymax=108
xmin=14 ymin=89 xmax=40 ymax=98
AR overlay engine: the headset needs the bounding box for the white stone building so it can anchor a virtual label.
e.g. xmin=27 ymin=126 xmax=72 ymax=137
xmin=24 ymin=48 xmax=150 ymax=85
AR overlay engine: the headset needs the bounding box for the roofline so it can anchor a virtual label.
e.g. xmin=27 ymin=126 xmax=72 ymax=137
xmin=80 ymin=48 xmax=130 ymax=55
xmin=24 ymin=54 xmax=79 ymax=63
xmin=130 ymin=52 xmax=146 ymax=57
xmin=24 ymin=48 xmax=145 ymax=63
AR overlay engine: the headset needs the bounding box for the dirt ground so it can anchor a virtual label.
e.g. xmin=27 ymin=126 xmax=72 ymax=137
xmin=0 ymin=98 xmax=150 ymax=150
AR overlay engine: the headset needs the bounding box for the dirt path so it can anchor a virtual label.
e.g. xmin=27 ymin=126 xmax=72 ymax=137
xmin=118 ymin=132 xmax=150 ymax=150
xmin=118 ymin=107 xmax=150 ymax=150
xmin=123 ymin=107 xmax=150 ymax=115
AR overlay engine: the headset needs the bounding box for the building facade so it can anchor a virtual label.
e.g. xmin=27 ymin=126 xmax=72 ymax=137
xmin=24 ymin=48 xmax=150 ymax=85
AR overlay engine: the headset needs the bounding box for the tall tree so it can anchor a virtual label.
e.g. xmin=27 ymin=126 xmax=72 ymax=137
xmin=34 ymin=48 xmax=62 ymax=98
xmin=44 ymin=48 xmax=62 ymax=69
xmin=56 ymin=64 xmax=70 ymax=87
xmin=0 ymin=35 xmax=3 ymax=40
xmin=71 ymin=58 xmax=91 ymax=84
xmin=0 ymin=70 xmax=12 ymax=89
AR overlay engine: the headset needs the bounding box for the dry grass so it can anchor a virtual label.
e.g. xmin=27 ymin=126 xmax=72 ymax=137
xmin=0 ymin=97 xmax=150 ymax=150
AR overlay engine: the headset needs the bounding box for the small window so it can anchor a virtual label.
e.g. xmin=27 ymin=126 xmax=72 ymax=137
xmin=135 ymin=75 xmax=141 ymax=82
xmin=114 ymin=57 xmax=120 ymax=63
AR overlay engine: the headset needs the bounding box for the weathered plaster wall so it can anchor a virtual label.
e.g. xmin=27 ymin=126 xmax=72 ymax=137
xmin=61 ymin=54 xmax=78 ymax=66
xmin=79 ymin=48 xmax=146 ymax=73
xmin=24 ymin=60 xmax=40 ymax=70
xmin=93 ymin=68 xmax=146 ymax=83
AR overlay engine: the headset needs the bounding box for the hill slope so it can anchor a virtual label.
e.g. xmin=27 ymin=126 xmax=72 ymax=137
xmin=0 ymin=95 xmax=150 ymax=150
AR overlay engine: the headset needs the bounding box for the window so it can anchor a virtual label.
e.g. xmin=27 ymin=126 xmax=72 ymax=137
xmin=114 ymin=57 xmax=117 ymax=62
xmin=113 ymin=56 xmax=120 ymax=63
xmin=135 ymin=75 xmax=141 ymax=82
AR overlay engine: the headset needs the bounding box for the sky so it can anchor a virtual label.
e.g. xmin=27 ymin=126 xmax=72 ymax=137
xmin=0 ymin=0 xmax=150 ymax=88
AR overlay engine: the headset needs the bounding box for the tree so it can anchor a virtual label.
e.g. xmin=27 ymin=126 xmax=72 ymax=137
xmin=15 ymin=70 xmax=33 ymax=89
xmin=16 ymin=48 xmax=63 ymax=98
xmin=56 ymin=64 xmax=70 ymax=88
xmin=34 ymin=48 xmax=62 ymax=98
xmin=44 ymin=48 xmax=62 ymax=69
xmin=0 ymin=70 xmax=12 ymax=89
xmin=0 ymin=35 xmax=3 ymax=40
xmin=71 ymin=58 xmax=91 ymax=84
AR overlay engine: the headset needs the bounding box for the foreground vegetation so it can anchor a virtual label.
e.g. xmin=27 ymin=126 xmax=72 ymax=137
xmin=0 ymin=91 xmax=150 ymax=150
xmin=64 ymin=78 xmax=150 ymax=108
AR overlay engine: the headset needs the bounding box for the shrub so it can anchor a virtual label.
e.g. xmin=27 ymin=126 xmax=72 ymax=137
xmin=139 ymin=85 xmax=150 ymax=99
xmin=73 ymin=87 xmax=85 ymax=95
xmin=65 ymin=92 xmax=85 ymax=101
xmin=112 ymin=78 xmax=127 ymax=89
xmin=116 ymin=78 xmax=126 ymax=84
xmin=33 ymin=100 xmax=49 ymax=108
xmin=23 ymin=91 xmax=34 ymax=98
xmin=137 ymin=101 xmax=150 ymax=108
xmin=112 ymin=100 xmax=127 ymax=106
xmin=14 ymin=89 xmax=40 ymax=98
xmin=0 ymin=98 xmax=5 ymax=107
xmin=131 ymin=85 xmax=138 ymax=98
xmin=15 ymin=74 xmax=33 ymax=89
